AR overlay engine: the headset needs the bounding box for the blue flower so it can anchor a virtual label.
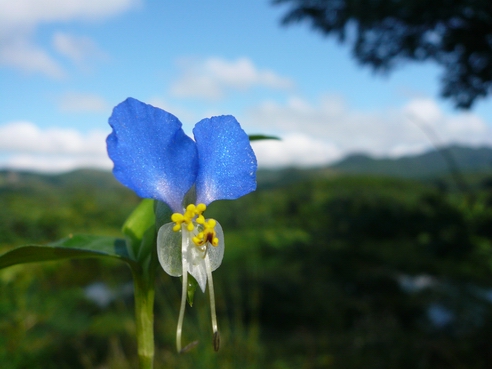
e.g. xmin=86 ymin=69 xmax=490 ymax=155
xmin=107 ymin=97 xmax=257 ymax=352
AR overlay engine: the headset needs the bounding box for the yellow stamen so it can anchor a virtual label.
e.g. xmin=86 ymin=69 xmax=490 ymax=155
xmin=171 ymin=203 xmax=219 ymax=248
xmin=192 ymin=218 xmax=219 ymax=247
xmin=171 ymin=203 xmax=207 ymax=232
xmin=170 ymin=203 xmax=221 ymax=352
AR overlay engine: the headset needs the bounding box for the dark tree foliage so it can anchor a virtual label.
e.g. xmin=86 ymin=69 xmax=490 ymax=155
xmin=274 ymin=0 xmax=492 ymax=108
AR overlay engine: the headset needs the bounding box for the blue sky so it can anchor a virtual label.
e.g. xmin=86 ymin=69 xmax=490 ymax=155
xmin=1 ymin=0 xmax=492 ymax=172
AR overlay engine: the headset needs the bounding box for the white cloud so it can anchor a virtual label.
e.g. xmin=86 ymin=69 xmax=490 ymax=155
xmin=170 ymin=57 xmax=294 ymax=100
xmin=1 ymin=96 xmax=490 ymax=173
xmin=403 ymin=99 xmax=490 ymax=147
xmin=0 ymin=36 xmax=64 ymax=77
xmin=0 ymin=121 xmax=110 ymax=172
xmin=0 ymin=0 xmax=139 ymax=28
xmin=53 ymin=32 xmax=107 ymax=67
xmin=0 ymin=121 xmax=107 ymax=154
xmin=2 ymin=154 xmax=111 ymax=173
xmin=245 ymin=96 xmax=492 ymax=165
xmin=58 ymin=92 xmax=109 ymax=113
xmin=0 ymin=0 xmax=139 ymax=76
xmin=252 ymin=133 xmax=342 ymax=168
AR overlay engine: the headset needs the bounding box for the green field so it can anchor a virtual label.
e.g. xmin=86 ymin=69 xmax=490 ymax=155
xmin=2 ymin=164 xmax=492 ymax=368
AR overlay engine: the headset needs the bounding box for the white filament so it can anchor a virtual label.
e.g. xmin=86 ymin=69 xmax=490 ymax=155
xmin=176 ymin=225 xmax=189 ymax=353
xmin=205 ymin=254 xmax=218 ymax=335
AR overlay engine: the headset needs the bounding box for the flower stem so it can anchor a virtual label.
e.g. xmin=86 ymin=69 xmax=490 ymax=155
xmin=205 ymin=255 xmax=220 ymax=351
xmin=176 ymin=223 xmax=190 ymax=353
xmin=176 ymin=270 xmax=188 ymax=352
xmin=132 ymin=265 xmax=156 ymax=369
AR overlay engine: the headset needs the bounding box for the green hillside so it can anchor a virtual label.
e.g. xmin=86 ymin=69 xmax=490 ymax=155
xmin=2 ymin=148 xmax=492 ymax=368
xmin=330 ymin=145 xmax=492 ymax=178
xmin=2 ymin=144 xmax=492 ymax=192
xmin=255 ymin=145 xmax=492 ymax=190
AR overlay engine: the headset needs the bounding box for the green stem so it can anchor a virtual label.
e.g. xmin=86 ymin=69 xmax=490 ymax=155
xmin=132 ymin=264 xmax=156 ymax=369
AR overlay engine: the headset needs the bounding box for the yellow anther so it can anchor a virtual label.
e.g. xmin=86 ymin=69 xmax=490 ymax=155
xmin=171 ymin=213 xmax=184 ymax=222
xmin=192 ymin=233 xmax=204 ymax=246
xmin=171 ymin=213 xmax=185 ymax=231
xmin=205 ymin=219 xmax=216 ymax=228
xmin=171 ymin=203 xmax=213 ymax=235
xmin=191 ymin=217 xmax=219 ymax=248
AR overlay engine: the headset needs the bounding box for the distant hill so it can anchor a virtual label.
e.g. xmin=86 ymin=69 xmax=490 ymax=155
xmin=1 ymin=145 xmax=492 ymax=192
xmin=330 ymin=145 xmax=492 ymax=178
xmin=256 ymin=145 xmax=492 ymax=189
xmin=0 ymin=169 xmax=124 ymax=191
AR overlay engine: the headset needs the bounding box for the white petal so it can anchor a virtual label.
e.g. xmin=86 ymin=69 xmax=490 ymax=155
xmin=208 ymin=221 xmax=224 ymax=272
xmin=157 ymin=222 xmax=182 ymax=276
xmin=157 ymin=221 xmax=225 ymax=293
xmin=183 ymin=232 xmax=208 ymax=292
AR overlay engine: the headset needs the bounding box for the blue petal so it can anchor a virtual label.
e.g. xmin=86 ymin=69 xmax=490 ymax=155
xmin=193 ymin=115 xmax=257 ymax=205
xmin=107 ymin=98 xmax=197 ymax=212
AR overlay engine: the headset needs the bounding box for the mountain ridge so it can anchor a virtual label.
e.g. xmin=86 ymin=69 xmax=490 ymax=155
xmin=1 ymin=144 xmax=491 ymax=190
xmin=330 ymin=144 xmax=492 ymax=178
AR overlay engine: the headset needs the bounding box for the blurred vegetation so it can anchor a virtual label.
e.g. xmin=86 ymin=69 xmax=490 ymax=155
xmin=2 ymin=165 xmax=492 ymax=368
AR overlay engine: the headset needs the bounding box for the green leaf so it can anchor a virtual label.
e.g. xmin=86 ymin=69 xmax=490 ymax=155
xmin=0 ymin=235 xmax=135 ymax=270
xmin=249 ymin=134 xmax=280 ymax=141
xmin=186 ymin=274 xmax=198 ymax=307
xmin=123 ymin=198 xmax=156 ymax=240
xmin=122 ymin=199 xmax=156 ymax=259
